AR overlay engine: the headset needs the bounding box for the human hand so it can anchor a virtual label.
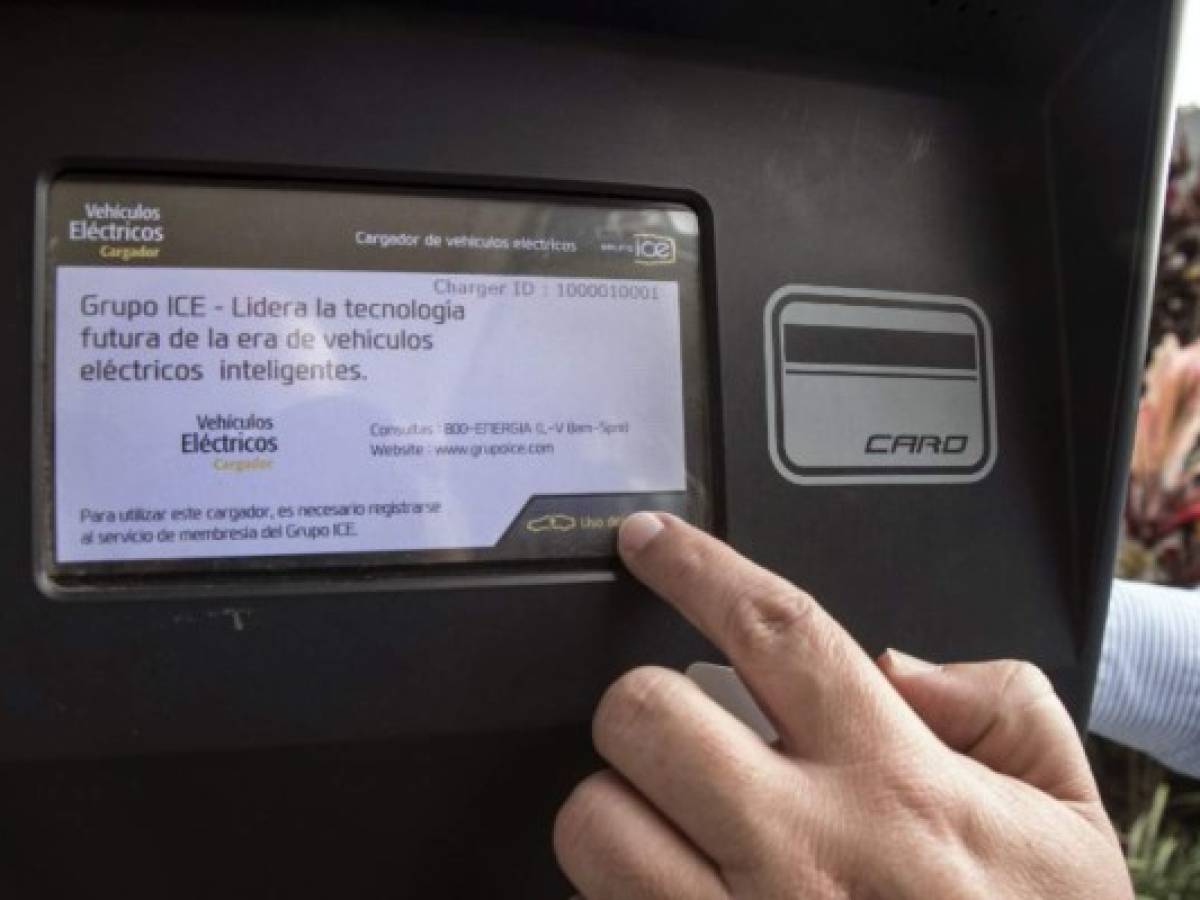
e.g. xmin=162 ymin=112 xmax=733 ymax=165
xmin=553 ymin=512 xmax=1129 ymax=899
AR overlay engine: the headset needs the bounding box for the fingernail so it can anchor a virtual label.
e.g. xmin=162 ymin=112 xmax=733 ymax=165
xmin=883 ymin=648 xmax=940 ymax=676
xmin=619 ymin=512 xmax=664 ymax=554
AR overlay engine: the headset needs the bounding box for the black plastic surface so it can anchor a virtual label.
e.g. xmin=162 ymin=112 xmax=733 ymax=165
xmin=0 ymin=1 xmax=1180 ymax=896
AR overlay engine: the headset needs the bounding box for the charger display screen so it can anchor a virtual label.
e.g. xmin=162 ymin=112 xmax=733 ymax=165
xmin=41 ymin=176 xmax=710 ymax=575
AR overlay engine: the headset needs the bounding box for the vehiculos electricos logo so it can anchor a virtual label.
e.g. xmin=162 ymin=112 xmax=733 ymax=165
xmin=67 ymin=200 xmax=165 ymax=262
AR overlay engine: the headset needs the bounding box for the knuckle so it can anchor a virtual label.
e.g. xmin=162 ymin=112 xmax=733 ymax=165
xmin=886 ymin=765 xmax=962 ymax=825
xmin=846 ymin=760 xmax=970 ymax=855
xmin=992 ymin=659 xmax=1077 ymax=744
xmin=552 ymin=772 xmax=614 ymax=863
xmin=593 ymin=666 xmax=681 ymax=749
xmin=998 ymin=659 xmax=1054 ymax=701
xmin=720 ymin=580 xmax=816 ymax=662
xmin=662 ymin=540 xmax=713 ymax=589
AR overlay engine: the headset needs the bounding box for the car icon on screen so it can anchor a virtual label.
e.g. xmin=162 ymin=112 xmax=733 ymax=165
xmin=525 ymin=514 xmax=577 ymax=533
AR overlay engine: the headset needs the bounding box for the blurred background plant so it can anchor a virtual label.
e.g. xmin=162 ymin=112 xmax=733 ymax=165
xmin=1125 ymin=783 xmax=1200 ymax=897
xmin=1122 ymin=332 xmax=1200 ymax=584
xmin=1104 ymin=103 xmax=1200 ymax=898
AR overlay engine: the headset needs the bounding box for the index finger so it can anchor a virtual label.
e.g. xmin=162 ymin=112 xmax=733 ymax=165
xmin=618 ymin=512 xmax=913 ymax=760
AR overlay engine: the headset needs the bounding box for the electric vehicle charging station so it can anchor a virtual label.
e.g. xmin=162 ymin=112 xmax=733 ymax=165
xmin=0 ymin=1 xmax=1183 ymax=895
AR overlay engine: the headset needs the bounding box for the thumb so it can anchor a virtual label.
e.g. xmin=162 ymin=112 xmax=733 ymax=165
xmin=878 ymin=650 xmax=1100 ymax=804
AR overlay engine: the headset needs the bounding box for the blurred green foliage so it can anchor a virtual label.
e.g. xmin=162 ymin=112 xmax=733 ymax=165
xmin=1126 ymin=783 xmax=1200 ymax=898
xmin=1091 ymin=737 xmax=1200 ymax=898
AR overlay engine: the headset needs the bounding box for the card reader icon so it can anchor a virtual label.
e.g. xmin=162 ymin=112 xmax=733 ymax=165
xmin=764 ymin=286 xmax=997 ymax=485
xmin=525 ymin=513 xmax=578 ymax=533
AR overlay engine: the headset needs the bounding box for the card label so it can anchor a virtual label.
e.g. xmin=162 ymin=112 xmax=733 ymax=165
xmin=764 ymin=286 xmax=997 ymax=485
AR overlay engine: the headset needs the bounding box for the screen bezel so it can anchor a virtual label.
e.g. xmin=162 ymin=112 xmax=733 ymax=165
xmin=32 ymin=165 xmax=722 ymax=598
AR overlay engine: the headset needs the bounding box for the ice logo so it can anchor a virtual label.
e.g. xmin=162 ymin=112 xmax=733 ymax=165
xmin=634 ymin=234 xmax=676 ymax=264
